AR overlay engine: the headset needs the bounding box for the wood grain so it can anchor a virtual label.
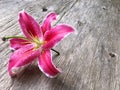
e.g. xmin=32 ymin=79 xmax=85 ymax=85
xmin=0 ymin=0 xmax=120 ymax=90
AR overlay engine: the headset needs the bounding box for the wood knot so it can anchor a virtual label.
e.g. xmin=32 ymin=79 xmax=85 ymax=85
xmin=42 ymin=7 xmax=47 ymax=12
xmin=102 ymin=6 xmax=107 ymax=10
xmin=109 ymin=53 xmax=115 ymax=58
xmin=77 ymin=21 xmax=83 ymax=26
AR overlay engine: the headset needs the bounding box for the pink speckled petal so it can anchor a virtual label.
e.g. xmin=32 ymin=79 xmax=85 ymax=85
xmin=10 ymin=38 xmax=30 ymax=50
xmin=19 ymin=11 xmax=42 ymax=39
xmin=38 ymin=50 xmax=60 ymax=78
xmin=42 ymin=24 xmax=74 ymax=50
xmin=41 ymin=12 xmax=57 ymax=34
xmin=8 ymin=44 xmax=40 ymax=77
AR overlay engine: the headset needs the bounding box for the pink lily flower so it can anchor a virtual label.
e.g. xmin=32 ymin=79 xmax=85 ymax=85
xmin=7 ymin=11 xmax=74 ymax=78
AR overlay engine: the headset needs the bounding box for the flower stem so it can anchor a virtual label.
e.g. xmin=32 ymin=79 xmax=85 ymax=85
xmin=51 ymin=49 xmax=60 ymax=55
xmin=2 ymin=36 xmax=26 ymax=41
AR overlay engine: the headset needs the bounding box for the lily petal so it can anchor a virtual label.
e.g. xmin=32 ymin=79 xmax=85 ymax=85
xmin=19 ymin=11 xmax=42 ymax=39
xmin=8 ymin=44 xmax=40 ymax=76
xmin=41 ymin=12 xmax=57 ymax=34
xmin=10 ymin=38 xmax=30 ymax=50
xmin=42 ymin=24 xmax=74 ymax=49
xmin=38 ymin=50 xmax=60 ymax=78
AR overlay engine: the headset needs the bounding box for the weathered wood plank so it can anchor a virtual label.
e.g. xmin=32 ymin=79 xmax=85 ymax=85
xmin=0 ymin=0 xmax=120 ymax=90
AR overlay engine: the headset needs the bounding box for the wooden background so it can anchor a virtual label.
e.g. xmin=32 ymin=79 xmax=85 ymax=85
xmin=0 ymin=0 xmax=120 ymax=90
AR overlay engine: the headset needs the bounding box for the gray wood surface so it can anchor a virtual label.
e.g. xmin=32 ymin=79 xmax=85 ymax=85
xmin=0 ymin=0 xmax=120 ymax=90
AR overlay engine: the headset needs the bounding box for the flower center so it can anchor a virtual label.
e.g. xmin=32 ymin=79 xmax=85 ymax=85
xmin=33 ymin=38 xmax=45 ymax=49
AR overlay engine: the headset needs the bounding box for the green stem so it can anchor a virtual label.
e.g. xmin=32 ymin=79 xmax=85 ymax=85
xmin=51 ymin=49 xmax=60 ymax=55
xmin=2 ymin=36 xmax=26 ymax=41
xmin=4 ymin=36 xmax=25 ymax=39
